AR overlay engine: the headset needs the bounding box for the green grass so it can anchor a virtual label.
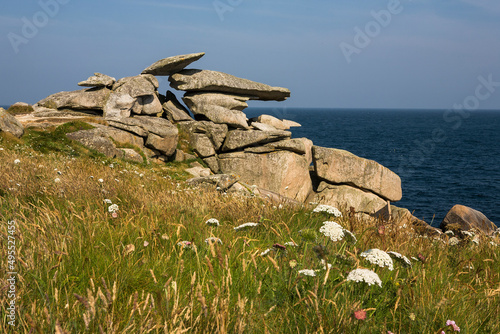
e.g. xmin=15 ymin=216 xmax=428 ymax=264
xmin=0 ymin=127 xmax=499 ymax=333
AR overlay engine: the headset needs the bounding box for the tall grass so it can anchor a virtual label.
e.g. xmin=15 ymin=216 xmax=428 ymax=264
xmin=0 ymin=125 xmax=499 ymax=333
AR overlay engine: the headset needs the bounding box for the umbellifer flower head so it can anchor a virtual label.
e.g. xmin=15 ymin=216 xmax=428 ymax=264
xmin=360 ymin=249 xmax=394 ymax=271
xmin=298 ymin=269 xmax=317 ymax=277
xmin=205 ymin=237 xmax=222 ymax=245
xmin=346 ymin=268 xmax=382 ymax=287
xmin=108 ymin=204 xmax=119 ymax=213
xmin=205 ymin=218 xmax=220 ymax=226
xmin=319 ymin=221 xmax=345 ymax=242
xmin=387 ymin=251 xmax=412 ymax=267
xmin=312 ymin=204 xmax=342 ymax=217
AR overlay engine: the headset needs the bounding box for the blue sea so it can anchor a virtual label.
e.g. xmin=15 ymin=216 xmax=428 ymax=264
xmin=247 ymin=108 xmax=500 ymax=227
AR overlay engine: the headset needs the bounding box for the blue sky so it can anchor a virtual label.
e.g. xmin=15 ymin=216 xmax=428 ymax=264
xmin=1 ymin=0 xmax=499 ymax=109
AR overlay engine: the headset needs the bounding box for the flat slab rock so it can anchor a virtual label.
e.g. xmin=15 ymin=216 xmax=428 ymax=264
xmin=142 ymin=52 xmax=205 ymax=76
xmin=78 ymin=73 xmax=116 ymax=88
xmin=36 ymin=87 xmax=111 ymax=111
xmin=170 ymin=69 xmax=290 ymax=101
xmin=440 ymin=204 xmax=496 ymax=235
xmin=312 ymin=146 xmax=402 ymax=202
xmin=221 ymin=129 xmax=291 ymax=152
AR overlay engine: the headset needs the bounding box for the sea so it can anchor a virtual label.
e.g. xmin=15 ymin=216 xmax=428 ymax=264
xmin=3 ymin=104 xmax=498 ymax=228
xmin=246 ymin=108 xmax=500 ymax=228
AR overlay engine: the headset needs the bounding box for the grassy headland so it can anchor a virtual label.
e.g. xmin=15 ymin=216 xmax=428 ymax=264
xmin=0 ymin=124 xmax=499 ymax=333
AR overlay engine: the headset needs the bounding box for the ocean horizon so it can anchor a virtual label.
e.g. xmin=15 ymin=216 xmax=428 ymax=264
xmin=3 ymin=104 xmax=499 ymax=227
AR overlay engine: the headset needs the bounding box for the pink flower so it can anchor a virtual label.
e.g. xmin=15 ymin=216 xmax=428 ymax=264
xmin=446 ymin=320 xmax=460 ymax=332
xmin=388 ymin=331 xmax=394 ymax=334
xmin=112 ymin=212 xmax=118 ymax=218
xmin=353 ymin=309 xmax=366 ymax=320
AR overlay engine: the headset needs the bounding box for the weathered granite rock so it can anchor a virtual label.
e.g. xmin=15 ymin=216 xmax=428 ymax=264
xmin=36 ymin=87 xmax=111 ymax=111
xmin=103 ymin=93 xmax=135 ymax=118
xmin=163 ymin=91 xmax=193 ymax=122
xmin=170 ymin=69 xmax=290 ymax=101
xmin=312 ymin=146 xmax=402 ymax=202
xmin=203 ymin=156 xmax=220 ymax=173
xmin=218 ymin=150 xmax=312 ymax=202
xmin=121 ymin=148 xmax=144 ymax=163
xmin=266 ymin=138 xmax=313 ymax=165
xmin=183 ymin=92 xmax=251 ymax=129
xmin=185 ymin=166 xmax=211 ymax=178
xmin=282 ymin=119 xmax=301 ymax=128
xmin=312 ymin=182 xmax=387 ymax=214
xmin=133 ymin=94 xmax=163 ymax=115
xmin=440 ymin=204 xmax=496 ymax=235
xmin=142 ymin=52 xmax=205 ymax=76
xmin=187 ymin=174 xmax=238 ymax=191
xmin=196 ymin=121 xmax=228 ymax=151
xmin=78 ymin=73 xmax=116 ymax=88
xmin=113 ymin=75 xmax=158 ymax=97
xmin=107 ymin=117 xmax=178 ymax=156
xmin=0 ymin=108 xmax=24 ymax=138
xmin=190 ymin=133 xmax=215 ymax=158
xmin=252 ymin=114 xmax=289 ymax=130
xmin=251 ymin=122 xmax=277 ymax=132
xmin=66 ymin=128 xmax=124 ymax=158
xmin=221 ymin=129 xmax=291 ymax=152
xmin=92 ymin=124 xmax=144 ymax=148
xmin=244 ymin=146 xmax=275 ymax=154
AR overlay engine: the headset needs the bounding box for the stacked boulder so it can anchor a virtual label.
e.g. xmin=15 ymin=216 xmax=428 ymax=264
xmin=30 ymin=52 xmax=403 ymax=212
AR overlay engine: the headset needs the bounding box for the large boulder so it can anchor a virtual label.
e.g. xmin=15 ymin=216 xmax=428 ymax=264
xmin=221 ymin=129 xmax=291 ymax=152
xmin=312 ymin=182 xmax=388 ymax=214
xmin=163 ymin=91 xmax=193 ymax=123
xmin=183 ymin=92 xmax=251 ymax=129
xmin=0 ymin=108 xmax=24 ymax=138
xmin=133 ymin=94 xmax=163 ymax=115
xmin=141 ymin=52 xmax=205 ymax=76
xmin=218 ymin=150 xmax=312 ymax=203
xmin=265 ymin=138 xmax=313 ymax=165
xmin=112 ymin=75 xmax=158 ymax=97
xmin=312 ymin=146 xmax=402 ymax=202
xmin=170 ymin=69 xmax=290 ymax=101
xmin=36 ymin=87 xmax=111 ymax=111
xmin=78 ymin=73 xmax=116 ymax=88
xmin=251 ymin=114 xmax=290 ymax=130
xmin=440 ymin=204 xmax=496 ymax=235
xmin=107 ymin=116 xmax=178 ymax=156
xmin=66 ymin=128 xmax=125 ymax=159
xmin=103 ymin=93 xmax=135 ymax=118
xmin=190 ymin=133 xmax=215 ymax=158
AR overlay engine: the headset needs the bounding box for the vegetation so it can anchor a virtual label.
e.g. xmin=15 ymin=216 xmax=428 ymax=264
xmin=5 ymin=104 xmax=34 ymax=115
xmin=1 ymin=125 xmax=499 ymax=333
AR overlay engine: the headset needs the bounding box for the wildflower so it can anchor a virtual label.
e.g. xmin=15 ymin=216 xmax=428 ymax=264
xmin=284 ymin=241 xmax=298 ymax=247
xmin=108 ymin=204 xmax=119 ymax=213
xmin=123 ymin=244 xmax=135 ymax=255
xmin=234 ymin=222 xmax=259 ymax=231
xmin=353 ymin=309 xmax=366 ymax=320
xmin=462 ymin=230 xmax=474 ymax=237
xmin=298 ymin=269 xmax=317 ymax=277
xmin=177 ymin=241 xmax=193 ymax=249
xmin=321 ymin=259 xmax=332 ymax=270
xmin=387 ymin=251 xmax=412 ymax=267
xmin=103 ymin=199 xmax=112 ymax=204
xmin=143 ymin=241 xmax=149 ymax=247
xmin=319 ymin=221 xmax=345 ymax=242
xmin=289 ymin=260 xmax=298 ymax=268
xmin=346 ymin=269 xmax=382 ymax=287
xmin=446 ymin=320 xmax=461 ymax=332
xmin=111 ymin=212 xmax=118 ymax=219
xmin=448 ymin=237 xmax=460 ymax=246
xmin=205 ymin=218 xmax=220 ymax=226
xmin=472 ymin=235 xmax=480 ymax=245
xmin=260 ymin=248 xmax=272 ymax=256
xmin=98 ymin=178 xmax=104 ymax=183
xmin=109 ymin=164 xmax=114 ymax=168
xmin=161 ymin=234 xmax=169 ymax=240
xmin=14 ymin=159 xmax=20 ymax=164
xmin=205 ymin=237 xmax=222 ymax=245
xmin=54 ymin=178 xmax=61 ymax=183
xmin=360 ymin=249 xmax=394 ymax=270
xmin=445 ymin=230 xmax=455 ymax=236
xmin=312 ymin=204 xmax=342 ymax=217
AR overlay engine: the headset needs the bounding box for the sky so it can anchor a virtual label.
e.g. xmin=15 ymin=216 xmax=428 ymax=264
xmin=1 ymin=0 xmax=499 ymax=109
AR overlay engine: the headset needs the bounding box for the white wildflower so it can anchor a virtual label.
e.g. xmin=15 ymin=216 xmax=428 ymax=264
xmin=321 ymin=259 xmax=332 ymax=270
xmin=298 ymin=269 xmax=317 ymax=277
xmin=54 ymin=178 xmax=61 ymax=183
xmin=319 ymin=221 xmax=345 ymax=242
xmin=14 ymin=159 xmax=20 ymax=164
xmin=161 ymin=234 xmax=169 ymax=240
xmin=284 ymin=241 xmax=298 ymax=247
xmin=313 ymin=204 xmax=342 ymax=217
xmin=108 ymin=204 xmax=119 ymax=213
xmin=103 ymin=199 xmax=112 ymax=204
xmin=448 ymin=237 xmax=460 ymax=246
xmin=205 ymin=218 xmax=220 ymax=226
xmin=490 ymin=241 xmax=498 ymax=247
xmin=260 ymin=248 xmax=272 ymax=256
xmin=462 ymin=231 xmax=474 ymax=237
xmin=387 ymin=251 xmax=412 ymax=267
xmin=109 ymin=164 xmax=114 ymax=168
xmin=472 ymin=235 xmax=480 ymax=245
xmin=360 ymin=249 xmax=394 ymax=271
xmin=143 ymin=241 xmax=149 ymax=247
xmin=98 ymin=178 xmax=104 ymax=183
xmin=346 ymin=269 xmax=382 ymax=287
xmin=234 ymin=222 xmax=259 ymax=231
xmin=177 ymin=241 xmax=194 ymax=249
xmin=205 ymin=237 xmax=222 ymax=245
xmin=444 ymin=230 xmax=455 ymax=236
